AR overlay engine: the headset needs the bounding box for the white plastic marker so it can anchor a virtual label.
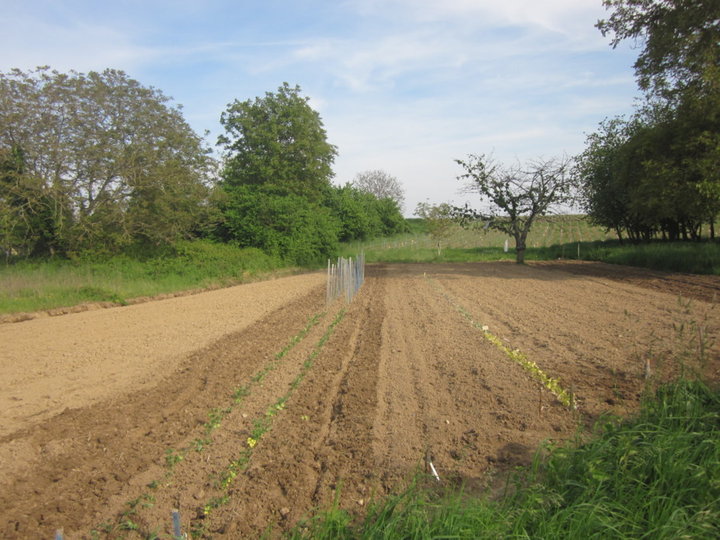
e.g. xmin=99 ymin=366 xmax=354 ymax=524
xmin=429 ymin=461 xmax=440 ymax=482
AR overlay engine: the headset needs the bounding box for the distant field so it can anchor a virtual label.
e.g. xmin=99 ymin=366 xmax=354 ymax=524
xmin=340 ymin=215 xmax=614 ymax=261
xmin=340 ymin=215 xmax=720 ymax=274
xmin=4 ymin=262 xmax=717 ymax=538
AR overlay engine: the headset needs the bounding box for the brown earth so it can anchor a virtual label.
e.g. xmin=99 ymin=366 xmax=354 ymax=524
xmin=1 ymin=261 xmax=718 ymax=539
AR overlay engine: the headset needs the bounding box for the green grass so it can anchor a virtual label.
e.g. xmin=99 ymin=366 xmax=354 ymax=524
xmin=292 ymin=378 xmax=720 ymax=539
xmin=579 ymin=241 xmax=720 ymax=274
xmin=0 ymin=240 xmax=285 ymax=315
xmin=340 ymin=216 xmax=720 ymax=275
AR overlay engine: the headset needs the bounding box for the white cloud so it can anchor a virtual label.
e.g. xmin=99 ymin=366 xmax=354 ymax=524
xmin=0 ymin=4 xmax=151 ymax=73
xmin=1 ymin=0 xmax=638 ymax=215
xmin=346 ymin=0 xmax=609 ymax=42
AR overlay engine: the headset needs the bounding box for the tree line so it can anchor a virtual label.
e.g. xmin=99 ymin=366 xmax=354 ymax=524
xmin=0 ymin=71 xmax=406 ymax=264
xmin=575 ymin=0 xmax=719 ymax=243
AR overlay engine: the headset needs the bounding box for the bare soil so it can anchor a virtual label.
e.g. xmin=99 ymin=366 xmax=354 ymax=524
xmin=1 ymin=261 xmax=718 ymax=539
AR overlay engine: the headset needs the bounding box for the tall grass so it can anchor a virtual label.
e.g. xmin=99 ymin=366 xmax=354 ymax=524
xmin=293 ymin=378 xmax=720 ymax=539
xmin=0 ymin=240 xmax=284 ymax=315
xmin=580 ymin=241 xmax=720 ymax=274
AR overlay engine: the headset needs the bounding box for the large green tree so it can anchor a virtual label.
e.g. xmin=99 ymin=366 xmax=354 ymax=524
xmin=579 ymin=1 xmax=720 ymax=241
xmin=597 ymin=0 xmax=720 ymax=100
xmin=0 ymin=145 xmax=58 ymax=258
xmin=0 ymin=67 xmax=214 ymax=257
xmin=218 ymin=83 xmax=337 ymax=202
xmin=216 ymin=84 xmax=408 ymax=264
xmin=324 ymin=183 xmax=407 ymax=242
xmin=577 ymin=104 xmax=719 ymax=241
xmin=574 ymin=117 xmax=635 ymax=242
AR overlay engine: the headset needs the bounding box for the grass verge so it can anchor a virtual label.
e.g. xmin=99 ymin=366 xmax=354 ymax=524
xmin=0 ymin=240 xmax=288 ymax=315
xmin=576 ymin=240 xmax=720 ymax=275
xmin=293 ymin=378 xmax=720 ymax=538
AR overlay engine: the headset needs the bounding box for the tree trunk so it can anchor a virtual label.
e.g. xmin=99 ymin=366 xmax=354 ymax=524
xmin=515 ymin=233 xmax=527 ymax=263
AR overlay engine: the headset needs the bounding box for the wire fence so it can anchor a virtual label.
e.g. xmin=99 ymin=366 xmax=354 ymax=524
xmin=326 ymin=253 xmax=365 ymax=304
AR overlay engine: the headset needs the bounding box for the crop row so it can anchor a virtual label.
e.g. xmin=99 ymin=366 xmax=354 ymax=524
xmin=92 ymin=310 xmax=330 ymax=538
xmin=426 ymin=276 xmax=576 ymax=408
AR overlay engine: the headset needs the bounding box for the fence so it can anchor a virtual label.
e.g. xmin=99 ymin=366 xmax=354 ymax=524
xmin=326 ymin=253 xmax=365 ymax=304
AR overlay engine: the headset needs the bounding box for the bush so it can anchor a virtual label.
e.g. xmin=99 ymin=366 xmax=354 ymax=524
xmin=218 ymin=185 xmax=340 ymax=266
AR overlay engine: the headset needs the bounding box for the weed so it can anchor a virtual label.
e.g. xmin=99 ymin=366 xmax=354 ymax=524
xmin=206 ymin=495 xmax=230 ymax=513
xmin=204 ymin=407 xmax=231 ymax=434
xmin=193 ymin=437 xmax=212 ymax=452
xmin=119 ymin=519 xmax=139 ymax=531
xmin=232 ymin=385 xmax=250 ymax=403
xmin=190 ymin=520 xmax=209 ymax=539
xmin=90 ymin=522 xmax=113 ymax=539
xmin=164 ymin=448 xmax=184 ymax=469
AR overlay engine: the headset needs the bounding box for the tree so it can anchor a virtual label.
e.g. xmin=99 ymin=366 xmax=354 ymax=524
xmin=218 ymin=83 xmax=337 ymax=202
xmin=577 ymin=104 xmax=720 ymax=242
xmin=455 ymin=155 xmax=574 ymax=263
xmin=352 ymin=169 xmax=405 ymax=210
xmin=585 ymin=1 xmax=720 ymax=242
xmin=574 ymin=117 xmax=634 ymax=242
xmin=324 ymin=184 xmax=408 ymax=242
xmin=216 ymin=184 xmax=340 ymax=265
xmin=0 ymin=67 xmax=214 ymax=256
xmin=597 ymin=0 xmax=720 ymax=101
xmin=374 ymin=197 xmax=409 ymax=237
xmin=414 ymin=202 xmax=456 ymax=256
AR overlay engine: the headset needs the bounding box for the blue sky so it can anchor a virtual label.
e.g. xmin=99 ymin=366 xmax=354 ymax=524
xmin=1 ymin=0 xmax=640 ymax=214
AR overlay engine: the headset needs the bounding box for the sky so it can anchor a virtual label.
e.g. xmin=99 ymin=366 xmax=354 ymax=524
xmin=1 ymin=0 xmax=641 ymax=215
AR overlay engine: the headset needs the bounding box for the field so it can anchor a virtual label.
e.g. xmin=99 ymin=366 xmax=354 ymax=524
xmin=1 ymin=261 xmax=719 ymax=538
xmin=340 ymin=217 xmax=720 ymax=274
xmin=341 ymin=215 xmax=617 ymax=259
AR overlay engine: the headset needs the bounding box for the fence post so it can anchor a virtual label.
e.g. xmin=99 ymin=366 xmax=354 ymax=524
xmin=326 ymin=253 xmax=365 ymax=304
xmin=172 ymin=509 xmax=182 ymax=539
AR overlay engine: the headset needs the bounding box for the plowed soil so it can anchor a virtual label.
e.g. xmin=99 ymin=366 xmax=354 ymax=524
xmin=1 ymin=261 xmax=719 ymax=539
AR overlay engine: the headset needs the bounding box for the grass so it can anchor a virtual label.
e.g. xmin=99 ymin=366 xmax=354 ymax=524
xmin=579 ymin=240 xmax=720 ymax=275
xmin=0 ymin=239 xmax=286 ymax=315
xmin=292 ymin=378 xmax=720 ymax=539
xmin=340 ymin=216 xmax=720 ymax=275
